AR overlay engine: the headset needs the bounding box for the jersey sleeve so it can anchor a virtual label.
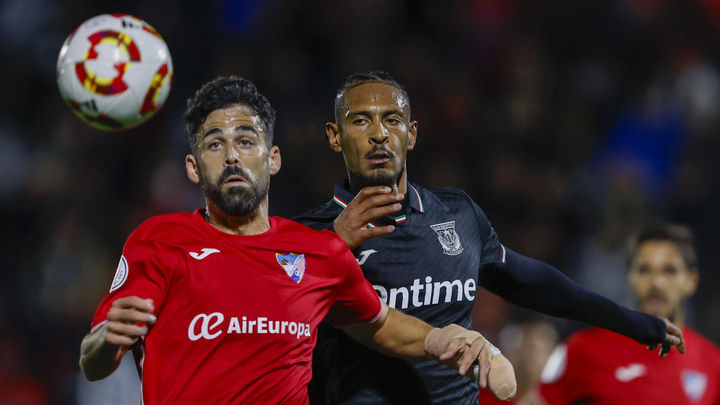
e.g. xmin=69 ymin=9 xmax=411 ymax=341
xmin=469 ymin=198 xmax=505 ymax=266
xmin=323 ymin=241 xmax=384 ymax=326
xmin=90 ymin=230 xmax=173 ymax=331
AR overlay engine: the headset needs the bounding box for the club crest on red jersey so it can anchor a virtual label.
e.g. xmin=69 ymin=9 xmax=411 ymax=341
xmin=682 ymin=370 xmax=708 ymax=402
xmin=276 ymin=252 xmax=306 ymax=284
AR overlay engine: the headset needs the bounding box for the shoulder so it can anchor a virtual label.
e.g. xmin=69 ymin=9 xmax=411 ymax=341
xmin=128 ymin=212 xmax=196 ymax=245
xmin=565 ymin=327 xmax=622 ymax=350
xmin=685 ymin=328 xmax=720 ymax=357
xmin=540 ymin=328 xmax=607 ymax=384
xmin=273 ymin=217 xmax=349 ymax=254
xmin=424 ymin=185 xmax=473 ymax=204
xmin=418 ymin=184 xmax=488 ymax=220
xmin=291 ymin=200 xmax=339 ymax=230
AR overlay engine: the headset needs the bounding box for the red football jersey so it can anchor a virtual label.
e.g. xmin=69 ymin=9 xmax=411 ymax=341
xmin=537 ymin=327 xmax=720 ymax=405
xmin=90 ymin=210 xmax=384 ymax=404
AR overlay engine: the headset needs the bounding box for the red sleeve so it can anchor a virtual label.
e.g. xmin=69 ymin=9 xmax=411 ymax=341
xmin=323 ymin=243 xmax=383 ymax=326
xmin=537 ymin=337 xmax=584 ymax=405
xmin=90 ymin=230 xmax=173 ymax=331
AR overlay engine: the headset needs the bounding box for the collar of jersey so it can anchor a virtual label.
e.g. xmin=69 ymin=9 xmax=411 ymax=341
xmin=191 ymin=208 xmax=280 ymax=240
xmin=331 ymin=182 xmax=425 ymax=228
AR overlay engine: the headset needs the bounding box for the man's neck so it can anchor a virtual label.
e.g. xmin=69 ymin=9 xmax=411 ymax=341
xmin=203 ymin=199 xmax=271 ymax=235
xmin=670 ymin=307 xmax=686 ymax=329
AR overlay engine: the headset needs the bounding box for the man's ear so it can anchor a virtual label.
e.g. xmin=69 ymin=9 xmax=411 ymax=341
xmin=268 ymin=145 xmax=281 ymax=175
xmin=407 ymin=120 xmax=418 ymax=151
xmin=186 ymin=154 xmax=201 ymax=184
xmin=326 ymin=122 xmax=342 ymax=153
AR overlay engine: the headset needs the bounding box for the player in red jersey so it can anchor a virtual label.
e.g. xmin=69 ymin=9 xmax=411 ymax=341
xmin=78 ymin=76 xmax=515 ymax=404
xmin=525 ymin=223 xmax=720 ymax=405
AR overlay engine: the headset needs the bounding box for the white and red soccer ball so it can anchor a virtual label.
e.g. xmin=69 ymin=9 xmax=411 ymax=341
xmin=57 ymin=14 xmax=173 ymax=131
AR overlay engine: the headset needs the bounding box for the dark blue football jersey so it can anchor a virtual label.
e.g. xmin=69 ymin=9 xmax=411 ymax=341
xmin=294 ymin=182 xmax=505 ymax=405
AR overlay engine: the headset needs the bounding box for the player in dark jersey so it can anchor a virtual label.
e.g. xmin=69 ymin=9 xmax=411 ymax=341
xmin=78 ymin=76 xmax=516 ymax=404
xmin=527 ymin=223 xmax=720 ymax=405
xmin=293 ymin=71 xmax=686 ymax=405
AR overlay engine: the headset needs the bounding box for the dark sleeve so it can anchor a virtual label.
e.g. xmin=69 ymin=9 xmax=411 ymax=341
xmin=464 ymin=194 xmax=504 ymax=266
xmin=477 ymin=248 xmax=666 ymax=345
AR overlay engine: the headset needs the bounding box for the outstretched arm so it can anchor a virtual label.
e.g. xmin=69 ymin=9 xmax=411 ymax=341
xmin=479 ymin=248 xmax=684 ymax=356
xmin=341 ymin=305 xmax=517 ymax=400
xmin=79 ymin=296 xmax=156 ymax=381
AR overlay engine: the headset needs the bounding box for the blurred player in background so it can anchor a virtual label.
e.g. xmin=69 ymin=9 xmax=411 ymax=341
xmin=78 ymin=76 xmax=514 ymax=404
xmin=526 ymin=223 xmax=720 ymax=404
xmin=295 ymin=71 xmax=685 ymax=405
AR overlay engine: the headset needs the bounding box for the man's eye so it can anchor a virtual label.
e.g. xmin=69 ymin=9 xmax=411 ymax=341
xmin=353 ymin=118 xmax=368 ymax=125
xmin=240 ymin=139 xmax=254 ymax=146
xmin=386 ymin=118 xmax=400 ymax=125
xmin=208 ymin=140 xmax=222 ymax=149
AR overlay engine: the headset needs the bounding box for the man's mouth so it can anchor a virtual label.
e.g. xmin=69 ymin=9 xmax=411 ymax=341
xmin=642 ymin=295 xmax=669 ymax=313
xmin=365 ymin=150 xmax=392 ymax=165
xmin=223 ymin=175 xmax=247 ymax=186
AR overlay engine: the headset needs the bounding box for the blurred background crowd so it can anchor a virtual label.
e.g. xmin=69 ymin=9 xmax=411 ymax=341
xmin=1 ymin=0 xmax=719 ymax=403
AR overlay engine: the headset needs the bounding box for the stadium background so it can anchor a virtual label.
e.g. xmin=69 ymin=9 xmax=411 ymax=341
xmin=1 ymin=0 xmax=719 ymax=403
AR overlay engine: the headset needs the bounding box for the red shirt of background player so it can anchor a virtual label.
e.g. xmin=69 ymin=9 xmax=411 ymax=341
xmin=536 ymin=327 xmax=720 ymax=405
xmin=91 ymin=210 xmax=383 ymax=405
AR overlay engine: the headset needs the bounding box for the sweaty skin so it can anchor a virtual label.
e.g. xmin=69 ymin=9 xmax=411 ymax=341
xmin=185 ymin=105 xmax=281 ymax=236
xmin=328 ymin=83 xmax=418 ymax=195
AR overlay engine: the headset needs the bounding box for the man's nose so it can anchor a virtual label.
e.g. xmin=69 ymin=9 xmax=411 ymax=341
xmin=224 ymin=143 xmax=241 ymax=165
xmin=651 ymin=274 xmax=667 ymax=290
xmin=368 ymin=122 xmax=389 ymax=144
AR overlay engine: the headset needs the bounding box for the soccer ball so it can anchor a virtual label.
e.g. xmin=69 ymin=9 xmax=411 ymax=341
xmin=56 ymin=14 xmax=173 ymax=131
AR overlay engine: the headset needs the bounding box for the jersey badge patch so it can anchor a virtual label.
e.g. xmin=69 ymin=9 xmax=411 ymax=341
xmin=110 ymin=255 xmax=129 ymax=292
xmin=682 ymin=370 xmax=708 ymax=402
xmin=430 ymin=221 xmax=463 ymax=256
xmin=276 ymin=252 xmax=306 ymax=284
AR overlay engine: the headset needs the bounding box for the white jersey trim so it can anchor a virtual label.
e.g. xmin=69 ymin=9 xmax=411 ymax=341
xmin=367 ymin=300 xmax=389 ymax=324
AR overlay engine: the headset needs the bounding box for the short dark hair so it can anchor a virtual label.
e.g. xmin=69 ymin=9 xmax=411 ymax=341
xmin=627 ymin=222 xmax=698 ymax=269
xmin=184 ymin=76 xmax=276 ymax=155
xmin=334 ymin=71 xmax=410 ymax=124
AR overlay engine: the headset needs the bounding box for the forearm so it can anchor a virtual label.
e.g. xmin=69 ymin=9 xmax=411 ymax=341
xmin=79 ymin=324 xmax=125 ymax=381
xmin=479 ymin=248 xmax=665 ymax=345
xmin=341 ymin=307 xmax=433 ymax=358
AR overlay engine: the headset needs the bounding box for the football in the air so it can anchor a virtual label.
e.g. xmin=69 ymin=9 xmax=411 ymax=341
xmin=56 ymin=14 xmax=173 ymax=131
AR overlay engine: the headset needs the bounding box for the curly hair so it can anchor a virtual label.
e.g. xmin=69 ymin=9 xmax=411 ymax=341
xmin=184 ymin=76 xmax=276 ymax=155
xmin=333 ymin=71 xmax=410 ymax=124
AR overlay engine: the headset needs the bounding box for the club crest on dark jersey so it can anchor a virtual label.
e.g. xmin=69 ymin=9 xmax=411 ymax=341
xmin=276 ymin=252 xmax=306 ymax=284
xmin=430 ymin=221 xmax=463 ymax=256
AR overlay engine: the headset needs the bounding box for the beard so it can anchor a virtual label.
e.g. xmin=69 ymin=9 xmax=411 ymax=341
xmin=352 ymin=169 xmax=397 ymax=190
xmin=201 ymin=165 xmax=269 ymax=217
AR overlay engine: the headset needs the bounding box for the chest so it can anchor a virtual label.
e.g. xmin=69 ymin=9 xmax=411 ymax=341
xmin=163 ymin=244 xmax=337 ymax=331
xmin=354 ymin=213 xmax=482 ymax=313
xmin=580 ymin=348 xmax=718 ymax=405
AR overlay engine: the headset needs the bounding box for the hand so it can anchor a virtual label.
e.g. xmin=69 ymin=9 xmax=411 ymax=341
xmin=647 ymin=317 xmax=685 ymax=357
xmin=105 ymin=296 xmax=156 ymax=347
xmin=426 ymin=324 xmax=517 ymax=400
xmin=333 ymin=186 xmax=404 ymax=250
